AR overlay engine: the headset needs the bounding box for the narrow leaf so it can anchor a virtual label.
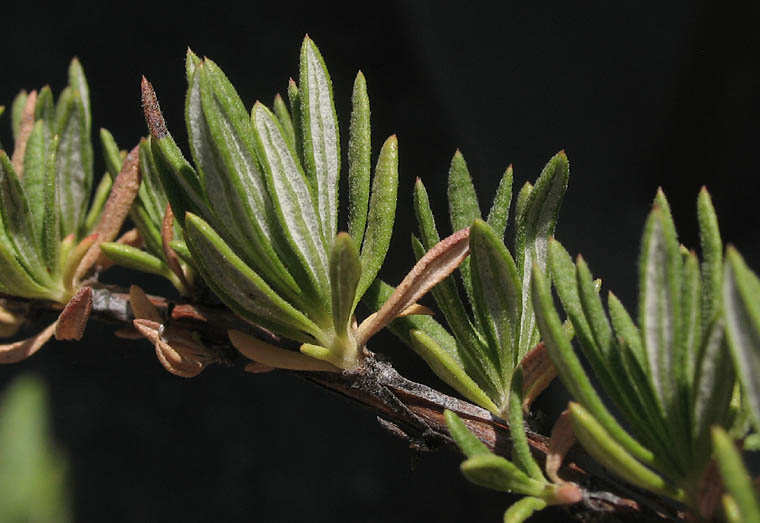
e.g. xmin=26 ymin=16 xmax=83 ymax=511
xmin=448 ymin=150 xmax=481 ymax=305
xmin=357 ymin=228 xmax=470 ymax=348
xmin=469 ymin=219 xmax=520 ymax=375
xmin=0 ymin=152 xmax=50 ymax=286
xmin=444 ymin=409 xmax=491 ymax=457
xmin=460 ymin=454 xmax=545 ymax=496
xmin=10 ymin=91 xmax=27 ymax=141
xmin=99 ymin=243 xmax=171 ymax=278
xmin=357 ymin=135 xmax=398 ymax=300
xmin=504 ymin=497 xmax=548 ymax=523
xmin=184 ymin=213 xmax=322 ymax=343
xmin=515 ymin=152 xmax=569 ymax=360
xmin=639 ymin=206 xmax=681 ymax=419
xmin=193 ymin=62 xmax=305 ymax=299
xmin=75 ymin=145 xmax=141 ymax=280
xmin=141 ymin=76 xmax=207 ymax=225
xmin=531 ymin=263 xmax=660 ymax=469
xmin=286 ymin=79 xmax=304 ymax=166
xmin=273 ymin=93 xmax=296 ymax=147
xmin=698 ymin=187 xmax=722 ymax=324
xmin=347 ymin=71 xmax=371 ymax=247
xmin=229 ymin=329 xmax=339 ymax=372
xmin=723 ymin=247 xmax=760 ymax=430
xmin=486 ymin=164 xmax=513 ymax=239
xmin=300 ymin=36 xmax=340 ymax=240
xmin=22 ymin=120 xmax=54 ymax=237
xmin=509 ymin=369 xmax=543 ymax=480
xmin=11 ymin=90 xmax=36 ymax=177
xmin=569 ymin=402 xmax=684 ymax=501
xmin=712 ymin=426 xmax=760 ymax=522
xmin=251 ymin=102 xmax=329 ymax=298
xmin=330 ymin=232 xmax=361 ymax=335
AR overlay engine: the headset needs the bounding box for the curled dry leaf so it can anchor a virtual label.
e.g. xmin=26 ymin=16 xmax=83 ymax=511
xmin=54 ymin=286 xmax=93 ymax=341
xmin=11 ymin=90 xmax=37 ymax=176
xmin=357 ymin=227 xmax=471 ymax=348
xmin=133 ymin=318 xmax=214 ymax=378
xmin=76 ymin=144 xmax=141 ymax=280
xmin=161 ymin=204 xmax=191 ymax=293
xmin=229 ymin=329 xmax=340 ymax=372
xmin=519 ymin=342 xmax=558 ymax=412
xmin=546 ymin=409 xmax=576 ymax=484
xmin=0 ymin=321 xmax=57 ymax=363
xmin=0 ymin=304 xmax=25 ymax=338
xmin=129 ymin=284 xmax=162 ymax=323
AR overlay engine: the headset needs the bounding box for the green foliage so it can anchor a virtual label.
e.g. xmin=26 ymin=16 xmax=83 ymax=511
xmin=144 ymin=37 xmax=401 ymax=370
xmin=0 ymin=374 xmax=70 ymax=522
xmin=712 ymin=426 xmax=760 ymax=522
xmin=367 ymin=152 xmax=568 ymax=416
xmin=0 ymin=60 xmax=107 ymax=303
xmin=532 ymin=188 xmax=738 ymax=509
xmin=98 ymin=135 xmax=195 ymax=294
xmin=445 ymin=369 xmax=580 ymax=522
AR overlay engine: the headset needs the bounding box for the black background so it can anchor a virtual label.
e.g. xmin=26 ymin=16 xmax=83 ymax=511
xmin=1 ymin=1 xmax=759 ymax=521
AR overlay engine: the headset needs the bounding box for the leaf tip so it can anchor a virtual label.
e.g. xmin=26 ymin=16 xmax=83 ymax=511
xmin=141 ymin=76 xmax=168 ymax=140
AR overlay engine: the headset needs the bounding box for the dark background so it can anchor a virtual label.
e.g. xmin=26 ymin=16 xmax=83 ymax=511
xmin=1 ymin=1 xmax=759 ymax=521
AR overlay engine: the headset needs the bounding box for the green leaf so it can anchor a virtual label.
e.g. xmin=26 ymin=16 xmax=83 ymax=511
xmin=680 ymin=249 xmax=702 ymax=393
xmin=411 ymin=234 xmax=499 ymax=397
xmin=568 ymin=402 xmax=684 ymax=501
xmin=22 ymin=120 xmax=54 ymax=237
xmin=531 ymin=263 xmax=661 ymax=469
xmin=0 ymin=152 xmax=50 ymax=287
xmin=723 ymin=247 xmax=760 ymax=431
xmin=0 ymin=237 xmax=53 ymax=300
xmin=40 ymin=135 xmax=60 ymax=274
xmin=460 ymin=454 xmax=545 ymax=496
xmin=11 ymin=91 xmax=27 ymax=141
xmin=448 ymin=150 xmax=481 ymax=305
xmin=34 ymin=86 xmax=55 ymax=125
xmin=142 ymin=76 xmax=207 ymax=226
xmin=286 ymin=79 xmax=304 ymax=166
xmin=712 ymin=426 xmax=760 ymax=522
xmin=514 ymin=181 xmax=532 ymax=234
xmin=99 ymin=242 xmax=170 ymax=278
xmin=184 ymin=212 xmax=322 ymax=343
xmin=347 ymin=71 xmax=371 ymax=247
xmin=273 ymin=93 xmax=296 ymax=148
xmin=56 ymin=59 xmax=93 ymax=236
xmin=503 ymin=497 xmax=547 ymax=523
xmin=515 ymin=151 xmax=569 ymax=360
xmin=691 ymin=316 xmax=733 ymax=459
xmin=357 ymin=135 xmax=398 ymax=301
xmin=185 ymin=48 xmax=201 ymax=83
xmin=639 ymin=205 xmax=682 ymax=422
xmin=83 ymin=174 xmax=113 ymax=235
xmin=486 ymin=164 xmax=513 ymax=240
xmin=444 ymin=409 xmax=492 ymax=457
xmin=300 ymin=36 xmax=340 ymax=241
xmin=0 ymin=374 xmax=71 ymax=523
xmin=99 ymin=127 xmax=123 ymax=178
xmin=329 ymin=233 xmax=361 ymax=335
xmin=509 ymin=369 xmax=543 ymax=480
xmin=410 ymin=330 xmax=499 ymax=414
xmin=251 ymin=102 xmax=329 ymax=301
xmin=698 ymin=187 xmax=722 ymax=324
xmin=469 ymin=219 xmax=520 ymax=376
xmin=191 ymin=61 xmax=305 ymax=299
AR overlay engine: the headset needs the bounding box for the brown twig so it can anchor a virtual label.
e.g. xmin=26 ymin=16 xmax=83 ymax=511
xmin=0 ymin=288 xmax=685 ymax=522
